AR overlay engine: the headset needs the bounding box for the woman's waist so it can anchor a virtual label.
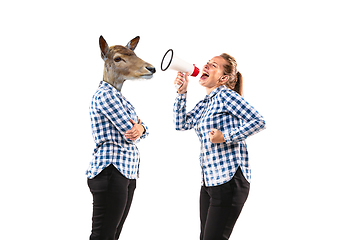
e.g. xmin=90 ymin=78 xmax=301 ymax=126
xmin=94 ymin=140 xmax=138 ymax=153
xmin=199 ymin=142 xmax=246 ymax=159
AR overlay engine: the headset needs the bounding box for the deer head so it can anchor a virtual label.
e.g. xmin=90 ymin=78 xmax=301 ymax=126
xmin=99 ymin=35 xmax=156 ymax=91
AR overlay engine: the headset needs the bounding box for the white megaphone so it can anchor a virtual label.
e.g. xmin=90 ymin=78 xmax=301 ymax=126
xmin=161 ymin=49 xmax=200 ymax=89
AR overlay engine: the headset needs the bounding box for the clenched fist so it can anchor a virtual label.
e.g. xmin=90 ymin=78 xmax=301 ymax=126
xmin=209 ymin=128 xmax=225 ymax=143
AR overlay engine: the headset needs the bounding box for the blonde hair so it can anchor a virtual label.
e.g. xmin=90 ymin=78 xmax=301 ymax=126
xmin=220 ymin=53 xmax=243 ymax=96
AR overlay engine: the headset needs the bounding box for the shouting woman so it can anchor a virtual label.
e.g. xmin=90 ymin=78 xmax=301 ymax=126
xmin=173 ymin=53 xmax=266 ymax=240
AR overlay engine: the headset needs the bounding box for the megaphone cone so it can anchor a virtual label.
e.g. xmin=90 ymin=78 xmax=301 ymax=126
xmin=161 ymin=49 xmax=200 ymax=77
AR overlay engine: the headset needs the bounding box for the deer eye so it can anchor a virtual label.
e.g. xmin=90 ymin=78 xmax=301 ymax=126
xmin=114 ymin=56 xmax=122 ymax=62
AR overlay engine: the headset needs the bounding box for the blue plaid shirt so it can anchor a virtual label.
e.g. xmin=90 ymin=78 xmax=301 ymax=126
xmin=86 ymin=81 xmax=149 ymax=179
xmin=173 ymin=86 xmax=266 ymax=186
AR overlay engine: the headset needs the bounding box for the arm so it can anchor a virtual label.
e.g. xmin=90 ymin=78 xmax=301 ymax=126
xmin=209 ymin=91 xmax=266 ymax=144
xmin=222 ymin=91 xmax=266 ymax=143
xmin=173 ymin=72 xmax=207 ymax=131
xmin=138 ymin=120 xmax=149 ymax=139
xmin=97 ymin=91 xmax=136 ymax=143
xmin=125 ymin=117 xmax=148 ymax=141
xmin=174 ymin=93 xmax=192 ymax=130
xmin=174 ymin=93 xmax=207 ymax=131
xmin=173 ymin=72 xmax=193 ymax=130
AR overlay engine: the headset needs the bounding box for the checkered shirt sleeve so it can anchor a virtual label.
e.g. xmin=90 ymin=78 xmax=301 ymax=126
xmin=219 ymin=89 xmax=266 ymax=144
xmin=173 ymin=93 xmax=206 ymax=131
xmin=86 ymin=82 xmax=149 ymax=179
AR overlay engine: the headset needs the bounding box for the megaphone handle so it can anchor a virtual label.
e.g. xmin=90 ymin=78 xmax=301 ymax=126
xmin=174 ymin=71 xmax=185 ymax=90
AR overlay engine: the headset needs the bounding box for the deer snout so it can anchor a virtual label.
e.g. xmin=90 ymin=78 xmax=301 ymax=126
xmin=146 ymin=66 xmax=156 ymax=74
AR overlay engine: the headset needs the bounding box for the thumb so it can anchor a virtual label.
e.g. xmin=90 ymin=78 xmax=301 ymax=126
xmin=130 ymin=119 xmax=137 ymax=125
xmin=184 ymin=72 xmax=190 ymax=84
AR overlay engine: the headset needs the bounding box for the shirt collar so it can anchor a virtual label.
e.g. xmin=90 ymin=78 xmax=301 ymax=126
xmin=100 ymin=81 xmax=120 ymax=93
xmin=100 ymin=81 xmax=112 ymax=89
xmin=204 ymin=85 xmax=226 ymax=100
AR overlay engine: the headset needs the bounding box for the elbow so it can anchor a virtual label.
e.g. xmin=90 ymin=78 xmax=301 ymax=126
xmin=174 ymin=125 xmax=187 ymax=131
xmin=175 ymin=126 xmax=183 ymax=131
xmin=174 ymin=121 xmax=184 ymax=131
xmin=260 ymin=118 xmax=266 ymax=130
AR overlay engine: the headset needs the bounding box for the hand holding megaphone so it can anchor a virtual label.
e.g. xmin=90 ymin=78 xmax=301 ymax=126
xmin=174 ymin=72 xmax=189 ymax=94
xmin=161 ymin=49 xmax=199 ymax=89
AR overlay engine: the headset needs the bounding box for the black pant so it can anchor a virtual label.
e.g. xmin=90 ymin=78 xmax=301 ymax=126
xmin=200 ymin=167 xmax=250 ymax=240
xmin=87 ymin=164 xmax=136 ymax=240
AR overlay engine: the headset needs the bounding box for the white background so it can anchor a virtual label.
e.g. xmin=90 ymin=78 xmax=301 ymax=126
xmin=1 ymin=0 xmax=338 ymax=239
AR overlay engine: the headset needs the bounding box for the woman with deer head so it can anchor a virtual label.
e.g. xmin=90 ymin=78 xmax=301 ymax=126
xmin=173 ymin=53 xmax=266 ymax=240
xmin=86 ymin=36 xmax=155 ymax=240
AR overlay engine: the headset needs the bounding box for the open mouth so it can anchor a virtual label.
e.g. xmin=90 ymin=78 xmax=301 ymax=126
xmin=200 ymin=71 xmax=209 ymax=80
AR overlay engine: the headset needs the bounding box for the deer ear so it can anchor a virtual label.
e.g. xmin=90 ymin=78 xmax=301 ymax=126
xmin=99 ymin=35 xmax=109 ymax=61
xmin=126 ymin=36 xmax=140 ymax=51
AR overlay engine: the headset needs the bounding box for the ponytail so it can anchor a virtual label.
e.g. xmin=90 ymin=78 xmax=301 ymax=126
xmin=220 ymin=53 xmax=243 ymax=96
xmin=234 ymin=71 xmax=243 ymax=96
